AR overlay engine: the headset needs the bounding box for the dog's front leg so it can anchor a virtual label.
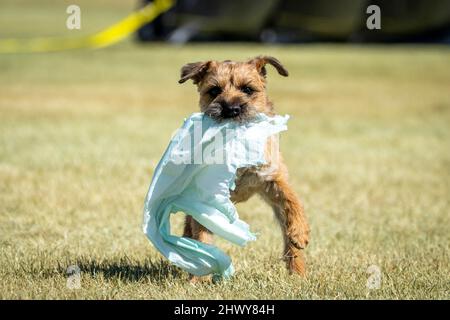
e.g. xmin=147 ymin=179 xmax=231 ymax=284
xmin=260 ymin=176 xmax=310 ymax=276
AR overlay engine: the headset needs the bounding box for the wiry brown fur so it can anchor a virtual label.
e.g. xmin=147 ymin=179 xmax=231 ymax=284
xmin=179 ymin=56 xmax=310 ymax=282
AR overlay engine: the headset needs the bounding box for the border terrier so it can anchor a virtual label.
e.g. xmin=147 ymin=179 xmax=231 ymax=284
xmin=179 ymin=56 xmax=310 ymax=280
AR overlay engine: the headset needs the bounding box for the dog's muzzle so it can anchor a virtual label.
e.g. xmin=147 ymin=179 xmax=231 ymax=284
xmin=222 ymin=104 xmax=242 ymax=118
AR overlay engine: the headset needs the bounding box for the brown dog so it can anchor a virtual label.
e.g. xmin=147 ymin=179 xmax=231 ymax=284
xmin=179 ymin=56 xmax=309 ymax=280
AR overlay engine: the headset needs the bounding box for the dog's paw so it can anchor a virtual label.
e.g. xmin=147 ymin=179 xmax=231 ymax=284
xmin=189 ymin=275 xmax=212 ymax=285
xmin=284 ymin=249 xmax=306 ymax=276
xmin=288 ymin=256 xmax=306 ymax=276
xmin=288 ymin=228 xmax=310 ymax=250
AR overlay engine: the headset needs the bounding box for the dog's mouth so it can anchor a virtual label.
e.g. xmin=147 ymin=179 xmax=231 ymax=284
xmin=204 ymin=103 xmax=257 ymax=124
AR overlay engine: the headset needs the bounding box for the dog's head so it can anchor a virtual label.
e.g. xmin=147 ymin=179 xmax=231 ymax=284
xmin=178 ymin=56 xmax=288 ymax=122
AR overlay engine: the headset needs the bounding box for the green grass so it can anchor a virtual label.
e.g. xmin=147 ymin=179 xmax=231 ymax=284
xmin=1 ymin=2 xmax=450 ymax=300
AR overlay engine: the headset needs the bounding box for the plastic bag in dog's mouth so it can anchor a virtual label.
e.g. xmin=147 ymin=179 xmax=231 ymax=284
xmin=142 ymin=112 xmax=289 ymax=279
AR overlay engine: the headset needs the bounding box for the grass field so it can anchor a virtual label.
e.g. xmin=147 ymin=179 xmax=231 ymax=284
xmin=1 ymin=2 xmax=450 ymax=300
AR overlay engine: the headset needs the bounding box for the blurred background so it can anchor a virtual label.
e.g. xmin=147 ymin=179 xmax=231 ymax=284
xmin=137 ymin=0 xmax=450 ymax=43
xmin=0 ymin=0 xmax=449 ymax=299
xmin=1 ymin=0 xmax=450 ymax=43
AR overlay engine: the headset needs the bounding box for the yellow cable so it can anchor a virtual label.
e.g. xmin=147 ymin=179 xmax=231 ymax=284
xmin=0 ymin=0 xmax=174 ymax=53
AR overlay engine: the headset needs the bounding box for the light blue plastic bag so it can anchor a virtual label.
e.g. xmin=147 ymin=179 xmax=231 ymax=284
xmin=142 ymin=112 xmax=289 ymax=279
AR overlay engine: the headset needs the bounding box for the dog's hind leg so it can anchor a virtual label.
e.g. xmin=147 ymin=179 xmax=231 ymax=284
xmin=182 ymin=215 xmax=214 ymax=283
xmin=259 ymin=175 xmax=310 ymax=276
xmin=183 ymin=215 xmax=193 ymax=238
xmin=189 ymin=217 xmax=213 ymax=244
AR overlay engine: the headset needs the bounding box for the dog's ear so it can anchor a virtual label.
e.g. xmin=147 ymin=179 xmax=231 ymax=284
xmin=248 ymin=56 xmax=289 ymax=78
xmin=179 ymin=61 xmax=212 ymax=84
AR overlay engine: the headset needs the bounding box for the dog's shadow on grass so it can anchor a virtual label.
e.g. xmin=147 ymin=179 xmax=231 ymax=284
xmin=61 ymin=256 xmax=186 ymax=284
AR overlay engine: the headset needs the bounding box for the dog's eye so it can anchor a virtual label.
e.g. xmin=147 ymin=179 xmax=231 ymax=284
xmin=207 ymin=86 xmax=222 ymax=98
xmin=241 ymin=86 xmax=254 ymax=95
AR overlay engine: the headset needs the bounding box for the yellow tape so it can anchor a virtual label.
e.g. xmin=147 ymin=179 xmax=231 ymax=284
xmin=0 ymin=0 xmax=174 ymax=53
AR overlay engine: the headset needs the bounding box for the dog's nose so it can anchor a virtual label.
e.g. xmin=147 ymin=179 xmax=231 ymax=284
xmin=223 ymin=104 xmax=241 ymax=118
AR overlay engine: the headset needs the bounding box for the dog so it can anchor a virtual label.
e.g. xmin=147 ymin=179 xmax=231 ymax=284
xmin=178 ymin=56 xmax=310 ymax=281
